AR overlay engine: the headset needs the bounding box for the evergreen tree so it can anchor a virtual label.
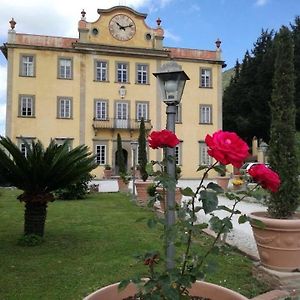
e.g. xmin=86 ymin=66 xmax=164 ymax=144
xmin=138 ymin=118 xmax=148 ymax=181
xmin=268 ymin=26 xmax=300 ymax=218
xmin=117 ymin=133 xmax=126 ymax=175
xmin=223 ymin=30 xmax=274 ymax=144
xmin=291 ymin=16 xmax=300 ymax=130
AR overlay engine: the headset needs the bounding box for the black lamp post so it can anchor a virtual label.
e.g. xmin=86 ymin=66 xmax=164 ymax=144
xmin=153 ymin=62 xmax=189 ymax=270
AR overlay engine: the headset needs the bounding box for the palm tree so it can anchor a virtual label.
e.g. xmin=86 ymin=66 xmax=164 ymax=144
xmin=0 ymin=137 xmax=98 ymax=237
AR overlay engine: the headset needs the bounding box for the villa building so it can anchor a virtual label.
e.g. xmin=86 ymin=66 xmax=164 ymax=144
xmin=1 ymin=6 xmax=224 ymax=179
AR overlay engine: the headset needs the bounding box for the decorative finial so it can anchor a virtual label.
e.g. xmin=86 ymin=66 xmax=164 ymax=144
xmin=156 ymin=18 xmax=161 ymax=27
xmin=9 ymin=18 xmax=16 ymax=30
xmin=81 ymin=9 xmax=86 ymax=20
xmin=215 ymin=38 xmax=221 ymax=49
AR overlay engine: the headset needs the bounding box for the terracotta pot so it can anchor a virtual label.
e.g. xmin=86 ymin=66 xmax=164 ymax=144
xmin=216 ymin=177 xmax=230 ymax=191
xmin=103 ymin=169 xmax=112 ymax=179
xmin=156 ymin=187 xmax=182 ymax=212
xmin=118 ymin=178 xmax=129 ymax=193
xmin=249 ymin=211 xmax=300 ymax=272
xmin=83 ymin=280 xmax=248 ymax=300
xmin=135 ymin=181 xmax=153 ymax=205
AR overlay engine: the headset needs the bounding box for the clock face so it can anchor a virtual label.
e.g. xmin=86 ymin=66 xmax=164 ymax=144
xmin=109 ymin=14 xmax=136 ymax=41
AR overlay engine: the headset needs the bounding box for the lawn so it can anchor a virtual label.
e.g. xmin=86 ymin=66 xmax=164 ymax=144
xmin=0 ymin=188 xmax=268 ymax=300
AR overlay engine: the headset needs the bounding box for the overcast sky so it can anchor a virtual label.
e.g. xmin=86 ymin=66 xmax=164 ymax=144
xmin=0 ymin=0 xmax=299 ymax=135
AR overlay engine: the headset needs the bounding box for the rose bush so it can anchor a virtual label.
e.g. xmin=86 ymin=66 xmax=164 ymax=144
xmin=248 ymin=164 xmax=280 ymax=193
xmin=120 ymin=129 xmax=280 ymax=300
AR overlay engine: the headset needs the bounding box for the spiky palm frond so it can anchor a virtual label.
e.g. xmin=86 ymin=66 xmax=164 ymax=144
xmin=0 ymin=137 xmax=98 ymax=196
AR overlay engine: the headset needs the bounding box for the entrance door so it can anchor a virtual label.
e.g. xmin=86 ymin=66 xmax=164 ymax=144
xmin=116 ymin=102 xmax=128 ymax=129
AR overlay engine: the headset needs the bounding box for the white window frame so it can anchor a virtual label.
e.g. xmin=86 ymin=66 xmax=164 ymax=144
xmin=95 ymin=100 xmax=108 ymax=120
xmin=58 ymin=58 xmax=72 ymax=79
xmin=199 ymin=142 xmax=212 ymax=166
xmin=55 ymin=138 xmax=73 ymax=151
xmin=19 ymin=95 xmax=34 ymax=117
xmin=136 ymin=102 xmax=148 ymax=121
xmin=21 ymin=55 xmax=34 ymax=77
xmin=95 ymin=60 xmax=108 ymax=81
xmin=96 ymin=144 xmax=107 ymax=165
xmin=117 ymin=63 xmax=128 ymax=83
xmin=200 ymin=68 xmax=212 ymax=88
xmin=136 ymin=64 xmax=148 ymax=84
xmin=58 ymin=97 xmax=72 ymax=119
xmin=200 ymin=105 xmax=212 ymax=124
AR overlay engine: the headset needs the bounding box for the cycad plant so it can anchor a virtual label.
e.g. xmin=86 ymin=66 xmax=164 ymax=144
xmin=0 ymin=137 xmax=97 ymax=237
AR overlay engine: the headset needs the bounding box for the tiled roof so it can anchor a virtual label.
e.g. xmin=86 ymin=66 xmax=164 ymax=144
xmin=166 ymin=47 xmax=218 ymax=60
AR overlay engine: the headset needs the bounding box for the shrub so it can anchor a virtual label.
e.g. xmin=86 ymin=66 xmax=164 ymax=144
xmin=55 ymin=173 xmax=94 ymax=200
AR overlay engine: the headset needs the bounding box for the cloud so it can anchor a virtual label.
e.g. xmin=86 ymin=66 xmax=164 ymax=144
xmin=255 ymin=0 xmax=269 ymax=6
xmin=0 ymin=103 xmax=6 ymax=136
xmin=164 ymin=29 xmax=181 ymax=43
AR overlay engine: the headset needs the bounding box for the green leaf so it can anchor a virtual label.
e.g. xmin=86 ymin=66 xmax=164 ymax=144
xmin=207 ymin=182 xmax=224 ymax=193
xmin=118 ymin=279 xmax=131 ymax=291
xmin=197 ymin=165 xmax=208 ymax=172
xmin=238 ymin=214 xmax=249 ymax=224
xmin=181 ymin=187 xmax=195 ymax=197
xmin=200 ymin=190 xmax=218 ymax=214
xmin=146 ymin=162 xmax=154 ymax=175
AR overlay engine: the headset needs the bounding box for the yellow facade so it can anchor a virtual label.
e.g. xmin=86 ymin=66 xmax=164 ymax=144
xmin=2 ymin=6 xmax=224 ymax=179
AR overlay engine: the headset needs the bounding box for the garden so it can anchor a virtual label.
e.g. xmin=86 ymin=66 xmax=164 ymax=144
xmin=0 ymin=188 xmax=269 ymax=300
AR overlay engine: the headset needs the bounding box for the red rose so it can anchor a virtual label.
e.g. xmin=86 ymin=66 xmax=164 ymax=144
xmin=205 ymin=130 xmax=249 ymax=168
xmin=148 ymin=130 xmax=180 ymax=149
xmin=248 ymin=164 xmax=280 ymax=193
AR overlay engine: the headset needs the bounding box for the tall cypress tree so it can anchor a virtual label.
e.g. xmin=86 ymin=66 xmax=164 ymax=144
xmin=138 ymin=118 xmax=148 ymax=181
xmin=268 ymin=26 xmax=300 ymax=218
xmin=117 ymin=133 xmax=126 ymax=175
xmin=291 ymin=16 xmax=300 ymax=130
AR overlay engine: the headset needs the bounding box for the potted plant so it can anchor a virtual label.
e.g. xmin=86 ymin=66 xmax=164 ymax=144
xmin=135 ymin=118 xmax=153 ymax=205
xmin=103 ymin=164 xmax=112 ymax=179
xmin=249 ymin=27 xmax=300 ymax=272
xmin=215 ymin=163 xmax=230 ymax=191
xmin=85 ymin=129 xmax=273 ymax=299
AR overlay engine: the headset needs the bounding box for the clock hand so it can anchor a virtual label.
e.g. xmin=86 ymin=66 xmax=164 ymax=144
xmin=116 ymin=22 xmax=126 ymax=30
xmin=123 ymin=24 xmax=133 ymax=29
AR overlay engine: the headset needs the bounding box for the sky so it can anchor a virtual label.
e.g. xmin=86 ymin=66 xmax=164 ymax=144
xmin=0 ymin=0 xmax=299 ymax=135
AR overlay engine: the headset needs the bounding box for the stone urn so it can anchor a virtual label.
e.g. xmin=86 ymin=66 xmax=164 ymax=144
xmin=249 ymin=211 xmax=300 ymax=272
xmin=216 ymin=176 xmax=230 ymax=191
xmin=135 ymin=180 xmax=153 ymax=206
xmin=83 ymin=280 xmax=248 ymax=300
xmin=156 ymin=187 xmax=182 ymax=212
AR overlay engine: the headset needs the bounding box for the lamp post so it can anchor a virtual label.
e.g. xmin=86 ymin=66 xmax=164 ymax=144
xmin=130 ymin=141 xmax=138 ymax=201
xmin=153 ymin=62 xmax=189 ymax=270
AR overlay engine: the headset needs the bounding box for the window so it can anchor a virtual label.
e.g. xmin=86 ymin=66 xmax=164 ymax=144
xmin=57 ymin=97 xmax=72 ymax=119
xmin=55 ymin=138 xmax=73 ymax=151
xmin=136 ymin=64 xmax=148 ymax=84
xmin=95 ymin=100 xmax=108 ymax=120
xmin=58 ymin=58 xmax=72 ymax=79
xmin=17 ymin=138 xmax=34 ymax=157
xmin=200 ymin=68 xmax=212 ymax=88
xmin=175 ymin=104 xmax=182 ymax=123
xmin=199 ymin=142 xmax=212 ymax=166
xmin=96 ymin=144 xmax=106 ymax=165
xmin=199 ymin=105 xmax=212 ymax=124
xmin=116 ymin=62 xmax=128 ymax=83
xmin=95 ymin=60 xmax=108 ymax=81
xmin=136 ymin=102 xmax=149 ymax=121
xmin=20 ymin=55 xmax=35 ymax=77
xmin=19 ymin=95 xmax=35 ymax=117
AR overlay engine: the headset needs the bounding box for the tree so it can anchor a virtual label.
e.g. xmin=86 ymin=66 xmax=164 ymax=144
xmin=291 ymin=16 xmax=300 ymax=130
xmin=223 ymin=30 xmax=274 ymax=144
xmin=138 ymin=118 xmax=148 ymax=181
xmin=116 ymin=133 xmax=126 ymax=175
xmin=0 ymin=137 xmax=97 ymax=237
xmin=267 ymin=26 xmax=300 ymax=218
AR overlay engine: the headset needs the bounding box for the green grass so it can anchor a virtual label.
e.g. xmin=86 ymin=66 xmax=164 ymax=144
xmin=0 ymin=188 xmax=268 ymax=299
